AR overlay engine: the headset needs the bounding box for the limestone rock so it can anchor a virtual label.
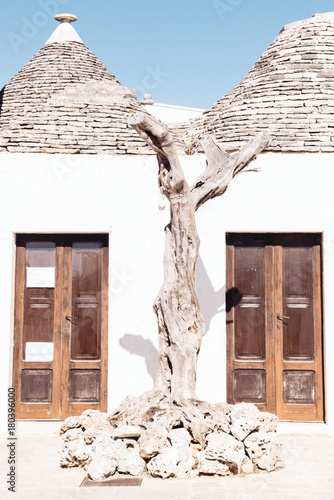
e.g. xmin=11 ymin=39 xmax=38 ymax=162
xmin=59 ymin=435 xmax=90 ymax=468
xmin=87 ymin=433 xmax=145 ymax=478
xmin=62 ymin=428 xmax=84 ymax=442
xmin=205 ymin=432 xmax=246 ymax=474
xmin=87 ymin=456 xmax=117 ymax=481
xmin=111 ymin=425 xmax=143 ymax=439
xmin=197 ymin=451 xmax=230 ymax=476
xmin=244 ymin=431 xmax=284 ymax=472
xmin=138 ymin=424 xmax=169 ymax=459
xmin=60 ymin=410 xmax=113 ymax=446
xmin=258 ymin=412 xmax=279 ymax=433
xmin=240 ymin=458 xmax=254 ymax=475
xmin=112 ymin=439 xmax=146 ymax=476
xmin=230 ymin=406 xmax=260 ymax=441
xmin=147 ymin=428 xmax=194 ymax=479
xmin=90 ymin=432 xmax=114 ymax=459
xmin=169 ymin=428 xmax=192 ymax=446
xmin=229 ymin=402 xmax=260 ymax=421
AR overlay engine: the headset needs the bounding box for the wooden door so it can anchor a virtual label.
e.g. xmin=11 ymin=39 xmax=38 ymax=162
xmin=13 ymin=235 xmax=108 ymax=420
xmin=226 ymin=233 xmax=324 ymax=421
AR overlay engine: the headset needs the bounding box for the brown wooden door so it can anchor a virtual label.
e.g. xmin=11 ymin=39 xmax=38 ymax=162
xmin=13 ymin=235 xmax=108 ymax=420
xmin=226 ymin=233 xmax=324 ymax=421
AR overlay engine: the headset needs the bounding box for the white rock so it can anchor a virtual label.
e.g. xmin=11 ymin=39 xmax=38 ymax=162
xmin=197 ymin=451 xmax=230 ymax=476
xmin=229 ymin=403 xmax=260 ymax=422
xmin=240 ymin=458 xmax=254 ymax=475
xmin=90 ymin=432 xmax=114 ymax=459
xmin=113 ymin=439 xmax=146 ymax=476
xmin=244 ymin=431 xmax=284 ymax=472
xmin=138 ymin=424 xmax=168 ymax=459
xmin=258 ymin=412 xmax=279 ymax=433
xmin=59 ymin=436 xmax=90 ymax=468
xmin=205 ymin=432 xmax=246 ymax=473
xmin=62 ymin=428 xmax=83 ymax=442
xmin=230 ymin=412 xmax=260 ymax=441
xmin=60 ymin=410 xmax=113 ymax=440
xmin=87 ymin=456 xmax=117 ymax=481
xmin=60 ymin=416 xmax=82 ymax=435
xmin=111 ymin=425 xmax=143 ymax=438
xmin=169 ymin=428 xmax=192 ymax=446
xmin=147 ymin=428 xmax=194 ymax=479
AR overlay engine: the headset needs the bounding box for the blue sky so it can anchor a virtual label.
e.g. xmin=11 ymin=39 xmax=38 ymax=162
xmin=1 ymin=0 xmax=333 ymax=109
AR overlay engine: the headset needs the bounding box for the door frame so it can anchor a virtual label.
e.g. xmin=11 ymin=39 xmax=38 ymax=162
xmin=13 ymin=234 xmax=109 ymax=420
xmin=226 ymin=232 xmax=324 ymax=421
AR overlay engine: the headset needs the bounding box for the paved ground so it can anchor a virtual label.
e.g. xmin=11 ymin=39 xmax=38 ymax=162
xmin=1 ymin=429 xmax=334 ymax=499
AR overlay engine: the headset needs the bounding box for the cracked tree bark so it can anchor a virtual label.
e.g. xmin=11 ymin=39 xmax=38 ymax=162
xmin=108 ymin=112 xmax=269 ymax=428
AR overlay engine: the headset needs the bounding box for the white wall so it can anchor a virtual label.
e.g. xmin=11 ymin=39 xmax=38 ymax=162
xmin=0 ymin=152 xmax=334 ymax=434
xmin=146 ymin=102 xmax=204 ymax=123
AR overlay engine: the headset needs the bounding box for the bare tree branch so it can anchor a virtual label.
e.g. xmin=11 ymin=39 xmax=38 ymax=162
xmin=190 ymin=132 xmax=270 ymax=211
xmin=129 ymin=112 xmax=186 ymax=196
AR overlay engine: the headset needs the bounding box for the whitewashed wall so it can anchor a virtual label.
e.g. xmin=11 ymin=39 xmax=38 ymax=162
xmin=148 ymin=102 xmax=204 ymax=123
xmin=0 ymin=152 xmax=334 ymax=435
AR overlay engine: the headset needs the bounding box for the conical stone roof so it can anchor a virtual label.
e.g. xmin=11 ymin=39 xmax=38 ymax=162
xmin=179 ymin=12 xmax=334 ymax=153
xmin=0 ymin=14 xmax=147 ymax=154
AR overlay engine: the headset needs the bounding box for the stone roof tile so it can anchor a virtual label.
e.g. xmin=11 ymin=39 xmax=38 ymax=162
xmin=177 ymin=12 xmax=334 ymax=153
xmin=0 ymin=15 xmax=150 ymax=155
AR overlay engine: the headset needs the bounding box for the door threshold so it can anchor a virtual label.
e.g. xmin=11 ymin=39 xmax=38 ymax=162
xmin=16 ymin=420 xmax=63 ymax=435
xmin=277 ymin=421 xmax=329 ymax=435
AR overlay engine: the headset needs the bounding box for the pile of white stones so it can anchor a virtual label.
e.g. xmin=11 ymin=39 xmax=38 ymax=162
xmin=59 ymin=403 xmax=284 ymax=481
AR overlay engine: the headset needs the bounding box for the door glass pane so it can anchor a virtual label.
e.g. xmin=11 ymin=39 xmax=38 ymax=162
xmin=71 ymin=242 xmax=102 ymax=360
xmin=23 ymin=242 xmax=56 ymax=361
xmin=234 ymin=246 xmax=266 ymax=360
xmin=282 ymin=246 xmax=314 ymax=361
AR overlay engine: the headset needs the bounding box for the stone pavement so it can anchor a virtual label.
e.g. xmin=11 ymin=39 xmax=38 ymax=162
xmin=1 ymin=427 xmax=334 ymax=500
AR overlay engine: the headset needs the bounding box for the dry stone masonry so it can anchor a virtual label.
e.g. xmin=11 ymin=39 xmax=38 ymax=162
xmin=175 ymin=12 xmax=334 ymax=154
xmin=59 ymin=403 xmax=284 ymax=481
xmin=3 ymin=12 xmax=334 ymax=156
xmin=0 ymin=38 xmax=149 ymax=155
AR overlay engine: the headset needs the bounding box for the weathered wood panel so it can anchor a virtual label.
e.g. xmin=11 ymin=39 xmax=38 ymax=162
xmin=234 ymin=369 xmax=266 ymax=403
xmin=283 ymin=370 xmax=315 ymax=404
xmin=234 ymin=246 xmax=265 ymax=360
xmin=282 ymin=245 xmax=314 ymax=361
xmin=21 ymin=369 xmax=52 ymax=402
xmin=69 ymin=370 xmax=101 ymax=402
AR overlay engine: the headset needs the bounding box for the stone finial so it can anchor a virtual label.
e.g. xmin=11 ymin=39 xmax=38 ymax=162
xmin=54 ymin=14 xmax=78 ymax=23
xmin=45 ymin=13 xmax=83 ymax=45
xmin=141 ymin=94 xmax=155 ymax=106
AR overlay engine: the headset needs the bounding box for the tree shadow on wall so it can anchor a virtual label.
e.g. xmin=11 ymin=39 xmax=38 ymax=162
xmin=196 ymin=255 xmax=226 ymax=332
xmin=119 ymin=334 xmax=158 ymax=383
xmin=120 ymin=257 xmax=242 ymax=381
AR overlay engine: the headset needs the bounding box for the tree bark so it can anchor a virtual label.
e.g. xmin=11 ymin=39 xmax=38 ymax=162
xmin=129 ymin=112 xmax=270 ymax=404
xmin=129 ymin=112 xmax=205 ymax=402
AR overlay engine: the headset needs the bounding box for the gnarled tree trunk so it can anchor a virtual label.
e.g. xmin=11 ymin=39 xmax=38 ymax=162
xmin=108 ymin=112 xmax=269 ymax=428
xmin=130 ymin=112 xmax=269 ymax=401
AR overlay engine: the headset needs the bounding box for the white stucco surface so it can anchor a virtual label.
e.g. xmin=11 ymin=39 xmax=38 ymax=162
xmin=0 ymin=152 xmax=333 ymax=434
xmin=147 ymin=102 xmax=204 ymax=123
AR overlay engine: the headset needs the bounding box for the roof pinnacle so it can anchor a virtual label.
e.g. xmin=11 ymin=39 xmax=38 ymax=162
xmin=44 ymin=13 xmax=83 ymax=45
xmin=54 ymin=14 xmax=78 ymax=23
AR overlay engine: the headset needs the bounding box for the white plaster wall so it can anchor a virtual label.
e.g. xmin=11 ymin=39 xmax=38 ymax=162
xmin=147 ymin=102 xmax=204 ymax=123
xmin=0 ymin=152 xmax=334 ymax=435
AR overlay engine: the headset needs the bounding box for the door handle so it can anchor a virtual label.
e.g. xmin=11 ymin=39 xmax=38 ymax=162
xmin=276 ymin=313 xmax=289 ymax=330
xmin=277 ymin=314 xmax=289 ymax=321
xmin=65 ymin=315 xmax=78 ymax=325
